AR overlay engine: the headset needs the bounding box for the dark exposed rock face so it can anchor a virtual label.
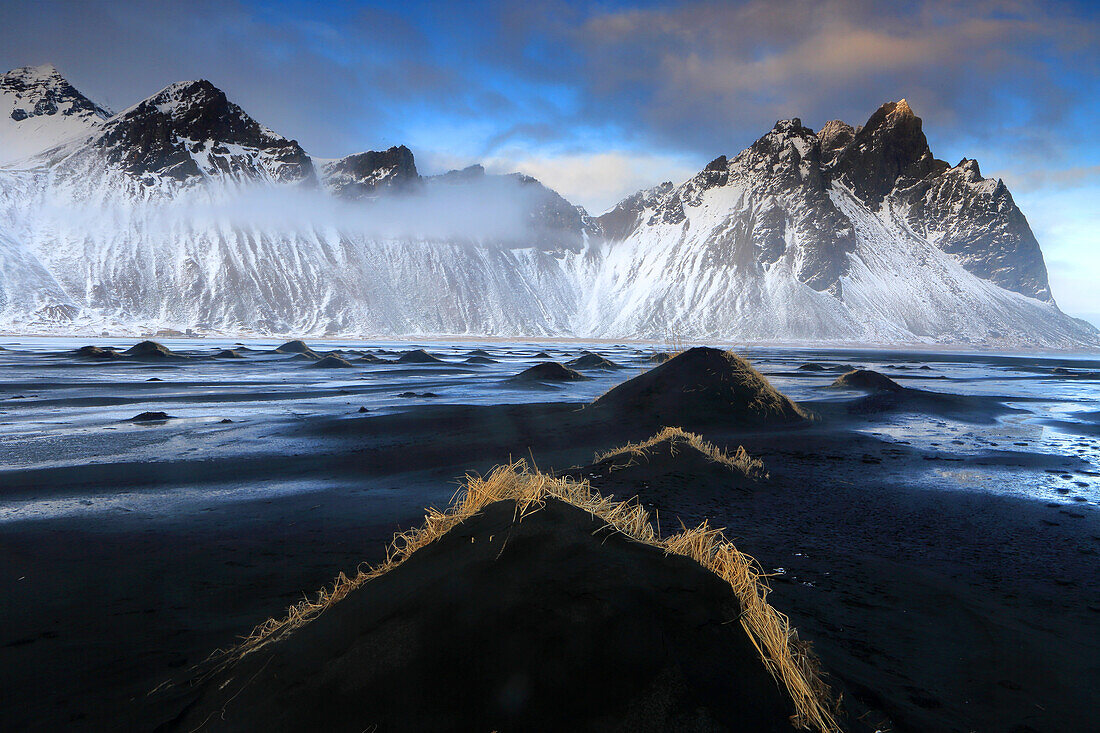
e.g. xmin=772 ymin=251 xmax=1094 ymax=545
xmin=93 ymin=80 xmax=314 ymax=183
xmin=830 ymin=100 xmax=949 ymax=206
xmin=321 ymin=145 xmax=419 ymax=198
xmin=816 ymin=120 xmax=856 ymax=166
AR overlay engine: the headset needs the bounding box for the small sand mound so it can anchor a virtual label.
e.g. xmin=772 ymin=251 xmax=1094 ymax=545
xmin=465 ymin=355 xmax=495 ymax=364
xmin=534 ymin=350 xmax=552 ymax=358
xmin=646 ymin=352 xmax=672 ymax=363
xmin=831 ymin=369 xmax=904 ymax=393
xmin=465 ymin=348 xmax=492 ymax=357
xmin=590 ymin=347 xmax=807 ymax=428
xmin=74 ymin=345 xmax=121 ymax=360
xmin=123 ymin=341 xmax=183 ymax=359
xmin=396 ymin=348 xmax=445 ymax=364
xmin=310 ymin=354 xmax=354 ymax=368
xmin=798 ymin=363 xmax=828 ymax=372
xmin=511 ymin=361 xmax=588 ymax=382
xmin=214 ymin=349 xmax=243 ymax=358
xmin=568 ymin=351 xmax=623 ymax=370
xmin=358 ymin=353 xmax=388 ymax=364
xmin=273 ymin=340 xmax=319 ymax=358
xmin=130 ymin=411 xmax=171 ymax=422
xmin=170 ymin=463 xmax=837 ymax=732
xmin=583 ymin=427 xmax=767 ymax=490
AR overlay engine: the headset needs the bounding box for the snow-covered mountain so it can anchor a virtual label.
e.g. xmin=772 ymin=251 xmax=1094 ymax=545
xmin=0 ymin=65 xmax=1094 ymax=347
xmin=1 ymin=64 xmax=111 ymax=164
xmin=585 ymin=101 xmax=1092 ymax=345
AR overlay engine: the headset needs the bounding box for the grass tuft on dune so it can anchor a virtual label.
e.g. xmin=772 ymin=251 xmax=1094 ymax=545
xmin=593 ymin=425 xmax=768 ymax=481
xmin=214 ymin=460 xmax=838 ymax=732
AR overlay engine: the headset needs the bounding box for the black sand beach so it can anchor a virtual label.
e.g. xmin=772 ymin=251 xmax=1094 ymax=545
xmin=1 ymin=341 xmax=1098 ymax=731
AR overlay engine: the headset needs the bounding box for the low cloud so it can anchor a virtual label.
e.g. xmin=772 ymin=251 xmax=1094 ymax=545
xmin=41 ymin=177 xmax=556 ymax=244
xmin=484 ymin=151 xmax=699 ymax=214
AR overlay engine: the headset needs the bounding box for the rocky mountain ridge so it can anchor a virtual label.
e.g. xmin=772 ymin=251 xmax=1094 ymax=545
xmin=0 ymin=65 xmax=1092 ymax=347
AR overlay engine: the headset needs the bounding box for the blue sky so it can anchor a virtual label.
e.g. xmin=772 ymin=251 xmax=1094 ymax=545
xmin=2 ymin=0 xmax=1098 ymax=324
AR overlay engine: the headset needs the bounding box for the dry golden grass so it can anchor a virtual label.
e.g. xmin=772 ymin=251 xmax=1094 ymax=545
xmin=592 ymin=425 xmax=768 ymax=480
xmin=212 ymin=462 xmax=839 ymax=732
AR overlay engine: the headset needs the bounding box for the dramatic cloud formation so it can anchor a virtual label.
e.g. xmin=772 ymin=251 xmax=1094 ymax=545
xmin=2 ymin=0 xmax=1098 ymax=321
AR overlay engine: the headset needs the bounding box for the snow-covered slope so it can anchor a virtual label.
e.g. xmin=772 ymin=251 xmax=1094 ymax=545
xmin=0 ymin=66 xmax=1094 ymax=347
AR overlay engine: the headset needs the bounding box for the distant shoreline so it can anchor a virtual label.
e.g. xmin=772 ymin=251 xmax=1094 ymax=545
xmin=2 ymin=331 xmax=1099 ymax=357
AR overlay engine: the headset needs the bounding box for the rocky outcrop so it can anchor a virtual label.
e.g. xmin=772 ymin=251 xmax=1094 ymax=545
xmin=320 ymin=145 xmax=419 ymax=198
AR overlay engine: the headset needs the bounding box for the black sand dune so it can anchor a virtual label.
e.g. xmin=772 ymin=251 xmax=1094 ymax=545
xmin=74 ymin=345 xmax=122 ymax=360
xmin=590 ymin=347 xmax=807 ymax=429
xmin=831 ymin=369 xmax=1021 ymax=423
xmin=310 ymin=354 xmax=354 ymax=368
xmin=465 ymin=355 xmax=496 ymax=364
xmin=465 ymin=348 xmax=492 ymax=357
xmin=796 ymin=363 xmax=854 ymax=373
xmin=213 ymin=349 xmax=244 ymax=358
xmin=511 ymin=361 xmax=587 ymax=382
xmin=129 ymin=411 xmax=172 ymax=422
xmin=396 ymin=348 xmax=446 ymax=364
xmin=273 ymin=340 xmax=319 ymax=359
xmin=645 ymin=352 xmax=672 ymax=363
xmin=124 ymin=341 xmax=187 ymax=360
xmin=534 ymin=350 xmax=552 ymax=358
xmin=568 ymin=351 xmax=623 ymax=370
xmin=830 ymin=369 xmax=905 ymax=392
xmin=165 ymin=497 xmax=802 ymax=733
xmin=357 ymin=353 xmax=388 ymax=364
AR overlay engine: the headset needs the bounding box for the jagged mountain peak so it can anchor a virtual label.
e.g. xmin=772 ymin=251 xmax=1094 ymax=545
xmin=830 ymin=98 xmax=948 ymax=204
xmin=595 ymin=97 xmax=1062 ymax=310
xmin=1 ymin=63 xmax=111 ymax=163
xmin=90 ymin=78 xmax=314 ymax=184
xmin=5 ymin=63 xmax=62 ymax=83
xmin=433 ymin=163 xmax=487 ymax=183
